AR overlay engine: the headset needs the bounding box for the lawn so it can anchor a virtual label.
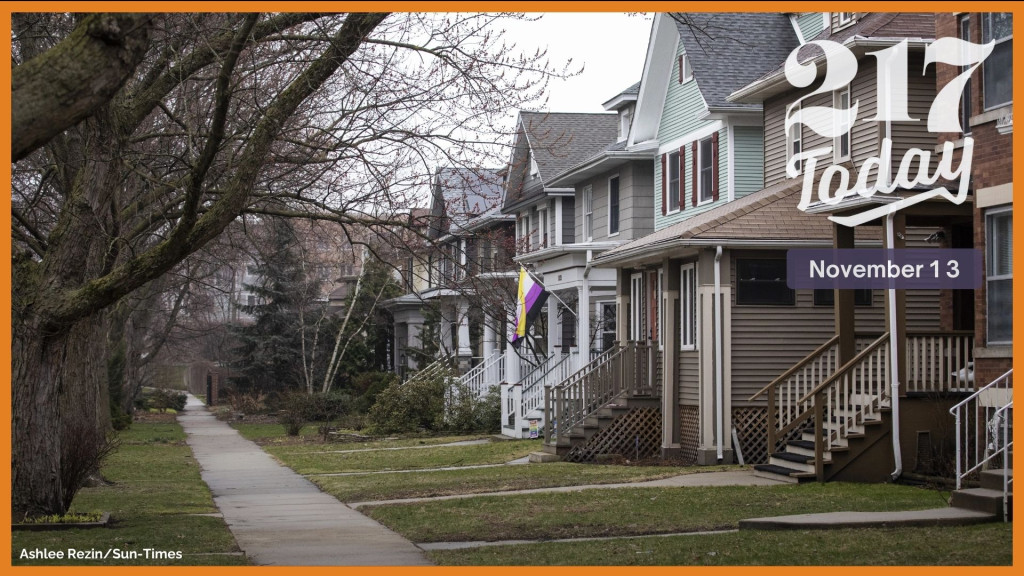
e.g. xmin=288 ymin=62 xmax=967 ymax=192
xmin=266 ymin=439 xmax=538 ymax=474
xmin=12 ymin=419 xmax=248 ymax=566
xmin=231 ymin=421 xmax=488 ymax=451
xmin=427 ymin=524 xmax=1013 ymax=565
xmin=314 ymin=462 xmax=693 ymax=503
xmin=363 ymin=482 xmax=955 ymax=543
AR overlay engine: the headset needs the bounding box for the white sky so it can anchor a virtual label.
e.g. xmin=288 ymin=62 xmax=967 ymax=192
xmin=499 ymin=12 xmax=654 ymax=113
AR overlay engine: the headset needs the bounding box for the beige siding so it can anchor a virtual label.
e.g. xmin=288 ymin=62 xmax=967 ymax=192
xmin=679 ymin=350 xmax=699 ymax=406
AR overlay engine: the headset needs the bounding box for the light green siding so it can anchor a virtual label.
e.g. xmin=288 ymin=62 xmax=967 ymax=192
xmin=654 ymin=127 xmax=728 ymax=230
xmin=733 ymin=126 xmax=764 ymax=198
xmin=797 ymin=12 xmax=826 ymax=40
xmin=657 ymin=41 xmax=713 ymax=144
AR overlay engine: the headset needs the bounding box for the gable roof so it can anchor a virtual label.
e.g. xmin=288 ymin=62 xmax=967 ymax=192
xmin=730 ymin=12 xmax=936 ymax=103
xmin=502 ymin=112 xmax=618 ymax=211
xmin=673 ymin=12 xmax=800 ymax=111
xmin=431 ymin=167 xmax=504 ymax=235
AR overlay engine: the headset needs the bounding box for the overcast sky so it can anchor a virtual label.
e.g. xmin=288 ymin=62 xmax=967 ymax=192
xmin=500 ymin=12 xmax=654 ymax=113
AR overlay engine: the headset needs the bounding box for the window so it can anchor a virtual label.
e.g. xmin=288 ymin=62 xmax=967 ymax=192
xmin=699 ymin=137 xmax=714 ymax=203
xmin=582 ymin=185 xmax=593 ymax=241
xmin=246 ymin=294 xmax=255 ymax=307
xmin=679 ymin=52 xmax=693 ymax=83
xmin=618 ymin=107 xmax=632 ymax=141
xmin=537 ymin=206 xmax=548 ymax=248
xmin=787 ymin=102 xmax=802 ymax=172
xmin=598 ymin=302 xmax=617 ymax=352
xmin=813 ymin=289 xmax=873 ymax=307
xmin=680 ymin=263 xmax=697 ymax=350
xmin=982 ymin=13 xmax=1013 ymax=110
xmin=630 ymin=273 xmax=644 ymax=340
xmin=559 ymin=304 xmax=576 ymax=349
xmin=528 ymin=149 xmax=539 ymax=179
xmin=608 ymin=176 xmax=620 ymax=235
xmin=667 ymin=151 xmax=680 ymax=212
xmin=836 ymin=12 xmax=855 ymax=28
xmin=834 ymin=86 xmax=851 ymax=161
xmin=736 ymin=259 xmax=795 ymax=306
xmin=958 ymin=15 xmax=972 ymax=134
xmin=986 ymin=209 xmax=1012 ymax=344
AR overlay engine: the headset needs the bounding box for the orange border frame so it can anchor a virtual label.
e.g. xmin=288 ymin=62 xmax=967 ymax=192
xmin=2 ymin=2 xmax=1020 ymax=574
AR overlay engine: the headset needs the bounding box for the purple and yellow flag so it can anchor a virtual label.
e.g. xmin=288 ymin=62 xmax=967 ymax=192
xmin=510 ymin=267 xmax=548 ymax=348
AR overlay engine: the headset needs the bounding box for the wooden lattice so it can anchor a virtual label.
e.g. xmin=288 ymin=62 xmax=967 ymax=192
xmin=732 ymin=407 xmax=768 ymax=465
xmin=565 ymin=408 xmax=661 ymax=463
xmin=679 ymin=405 xmax=699 ymax=465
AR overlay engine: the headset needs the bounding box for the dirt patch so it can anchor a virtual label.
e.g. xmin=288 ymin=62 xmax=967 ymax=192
xmin=133 ymin=411 xmax=178 ymax=424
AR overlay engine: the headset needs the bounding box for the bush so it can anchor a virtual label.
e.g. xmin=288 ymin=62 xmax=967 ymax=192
xmin=351 ymin=371 xmax=397 ymax=414
xmin=445 ymin=384 xmax=501 ymax=434
xmin=226 ymin=389 xmax=268 ymax=414
xmin=148 ymin=388 xmax=187 ymax=412
xmin=60 ymin=417 xmax=120 ymax=515
xmin=367 ymin=370 xmax=448 ymax=434
xmin=279 ymin=391 xmax=352 ymax=437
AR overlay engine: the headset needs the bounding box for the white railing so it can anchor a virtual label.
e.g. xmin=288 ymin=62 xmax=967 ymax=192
xmin=906 ymin=331 xmax=974 ymax=393
xmin=520 ymin=351 xmax=578 ymax=417
xmin=406 ymin=356 xmax=452 ymax=386
xmin=951 ymin=369 xmax=1013 ymax=520
xmin=457 ymin=351 xmax=505 ymax=398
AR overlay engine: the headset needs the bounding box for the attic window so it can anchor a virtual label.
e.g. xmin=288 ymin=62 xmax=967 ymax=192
xmin=618 ymin=107 xmax=632 ymax=141
xmin=834 ymin=12 xmax=855 ymax=30
xmin=678 ymin=53 xmax=693 ymax=84
xmin=528 ymin=150 xmax=539 ymax=179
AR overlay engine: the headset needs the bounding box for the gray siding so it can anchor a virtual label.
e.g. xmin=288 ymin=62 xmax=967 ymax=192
xmin=561 ymin=197 xmax=575 ymax=244
xmin=574 ymin=160 xmax=654 ymax=243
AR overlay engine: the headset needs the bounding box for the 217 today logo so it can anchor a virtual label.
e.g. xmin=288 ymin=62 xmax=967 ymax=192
xmin=787 ymin=38 xmax=993 ymax=227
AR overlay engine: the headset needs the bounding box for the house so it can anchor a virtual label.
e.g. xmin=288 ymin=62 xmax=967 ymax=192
xmin=497 ymin=93 xmax=660 ymax=436
xmin=386 ymin=167 xmax=514 ymax=380
xmin=541 ymin=13 xmax=983 ymax=484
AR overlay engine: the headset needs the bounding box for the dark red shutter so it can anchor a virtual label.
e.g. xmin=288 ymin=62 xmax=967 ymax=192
xmin=711 ymin=131 xmax=720 ymax=202
xmin=678 ymin=146 xmax=686 ymax=210
xmin=661 ymin=153 xmax=667 ymax=215
xmin=691 ymin=141 xmax=698 ymax=207
xmin=678 ymin=55 xmax=683 ymax=84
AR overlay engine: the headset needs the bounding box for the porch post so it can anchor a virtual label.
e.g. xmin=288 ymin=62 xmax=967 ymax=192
xmin=457 ymin=301 xmax=472 ymax=371
xmin=482 ymin=313 xmax=496 ymax=360
xmin=617 ymin=268 xmax=630 ymax=343
xmin=834 ymin=223 xmax=856 ymax=365
xmin=546 ymin=293 xmax=558 ymax=357
xmin=662 ymin=258 xmax=682 ymax=459
xmin=578 ymin=279 xmax=590 ymax=369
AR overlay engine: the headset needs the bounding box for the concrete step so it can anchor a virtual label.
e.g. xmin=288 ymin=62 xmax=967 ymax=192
xmin=528 ymin=451 xmax=562 ymax=463
xmin=980 ymin=469 xmax=1014 ymax=491
xmin=950 ymin=487 xmax=1011 ymax=517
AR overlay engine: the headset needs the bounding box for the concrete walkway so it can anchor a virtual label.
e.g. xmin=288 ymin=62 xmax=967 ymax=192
xmin=739 ymin=507 xmax=997 ymax=530
xmin=349 ymin=469 xmax=782 ymax=508
xmin=178 ymin=395 xmax=431 ymax=566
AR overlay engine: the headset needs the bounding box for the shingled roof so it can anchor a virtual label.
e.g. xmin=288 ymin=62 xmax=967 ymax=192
xmin=673 ymin=12 xmax=799 ymax=110
xmin=594 ymin=179 xmax=879 ymax=265
xmin=431 ymin=167 xmax=504 ymax=235
xmin=502 ymin=112 xmax=618 ymax=211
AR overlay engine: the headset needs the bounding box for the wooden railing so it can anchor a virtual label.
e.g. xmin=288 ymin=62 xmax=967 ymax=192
xmin=544 ymin=341 xmax=660 ymax=444
xmin=458 ymin=351 xmax=504 ymax=398
xmin=906 ymin=331 xmax=974 ymax=393
xmin=749 ymin=336 xmax=840 ymax=454
xmin=805 ymin=334 xmax=891 ymax=479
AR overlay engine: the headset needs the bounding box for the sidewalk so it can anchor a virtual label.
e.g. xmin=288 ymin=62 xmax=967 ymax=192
xmin=178 ymin=395 xmax=431 ymax=566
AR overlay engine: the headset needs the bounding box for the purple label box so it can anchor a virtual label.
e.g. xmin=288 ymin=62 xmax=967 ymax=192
xmin=787 ymin=249 xmax=983 ymax=290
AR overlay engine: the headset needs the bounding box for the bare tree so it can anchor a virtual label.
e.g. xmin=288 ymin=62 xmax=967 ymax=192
xmin=11 ymin=12 xmax=570 ymax=518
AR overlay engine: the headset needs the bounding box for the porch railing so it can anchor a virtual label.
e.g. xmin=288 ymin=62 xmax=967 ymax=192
xmin=905 ymin=331 xmax=974 ymax=393
xmin=544 ymin=341 xmax=659 ymax=444
xmin=520 ymin=351 xmax=578 ymax=418
xmin=951 ymin=369 xmax=1013 ymax=521
xmin=458 ymin=351 xmax=505 ymax=398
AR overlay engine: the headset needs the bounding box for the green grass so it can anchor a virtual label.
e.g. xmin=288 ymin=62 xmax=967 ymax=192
xmin=266 ymin=439 xmax=538 ymax=475
xmin=428 ymin=524 xmax=1012 ymax=565
xmin=313 ymin=462 xmax=693 ymax=503
xmin=363 ymin=482 xmax=954 ymax=543
xmin=231 ymin=422 xmax=488 ymax=451
xmin=12 ymin=422 xmax=248 ymax=566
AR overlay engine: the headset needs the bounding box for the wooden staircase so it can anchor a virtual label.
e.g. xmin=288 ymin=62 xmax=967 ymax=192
xmin=539 ymin=341 xmax=661 ymax=462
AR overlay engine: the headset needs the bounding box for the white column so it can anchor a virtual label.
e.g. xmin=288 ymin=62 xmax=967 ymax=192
xmin=578 ymin=280 xmax=590 ymax=369
xmin=457 ymin=301 xmax=472 ymax=359
xmin=482 ymin=314 xmax=497 ymax=360
xmin=546 ymin=300 xmax=558 ymax=357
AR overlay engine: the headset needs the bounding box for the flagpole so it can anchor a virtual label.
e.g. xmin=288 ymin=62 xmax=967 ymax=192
xmin=521 ymin=266 xmax=577 ymax=317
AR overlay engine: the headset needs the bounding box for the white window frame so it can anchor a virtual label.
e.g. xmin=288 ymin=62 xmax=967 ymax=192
xmin=528 ymin=149 xmax=539 ymax=179
xmin=982 ymin=12 xmax=1013 ymax=111
xmin=833 ymin=85 xmax=852 ymax=163
xmin=680 ymin=263 xmax=697 ymax=351
xmin=986 ymin=207 xmax=1013 ymax=345
xmin=597 ymin=301 xmax=617 ymax=352
xmin=698 ymin=137 xmax=714 ymax=204
xmin=608 ymin=175 xmax=621 ymax=237
xmin=657 ymin=269 xmax=664 ymax=350
xmin=681 ymin=52 xmax=693 ymax=83
xmin=787 ymin=102 xmax=802 ymax=173
xmin=582 ymin=184 xmax=594 ymax=241
xmin=667 ymin=150 xmax=681 ymax=213
xmin=537 ymin=204 xmax=548 ymax=248
xmin=618 ymin=107 xmax=632 ymax=141
xmin=630 ymin=273 xmax=644 ymax=341
xmin=835 ymin=12 xmax=855 ymax=29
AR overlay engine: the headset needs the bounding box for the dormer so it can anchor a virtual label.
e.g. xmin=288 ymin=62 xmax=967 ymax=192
xmin=602 ymin=81 xmax=640 ymax=142
xmin=831 ymin=12 xmax=859 ymax=33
